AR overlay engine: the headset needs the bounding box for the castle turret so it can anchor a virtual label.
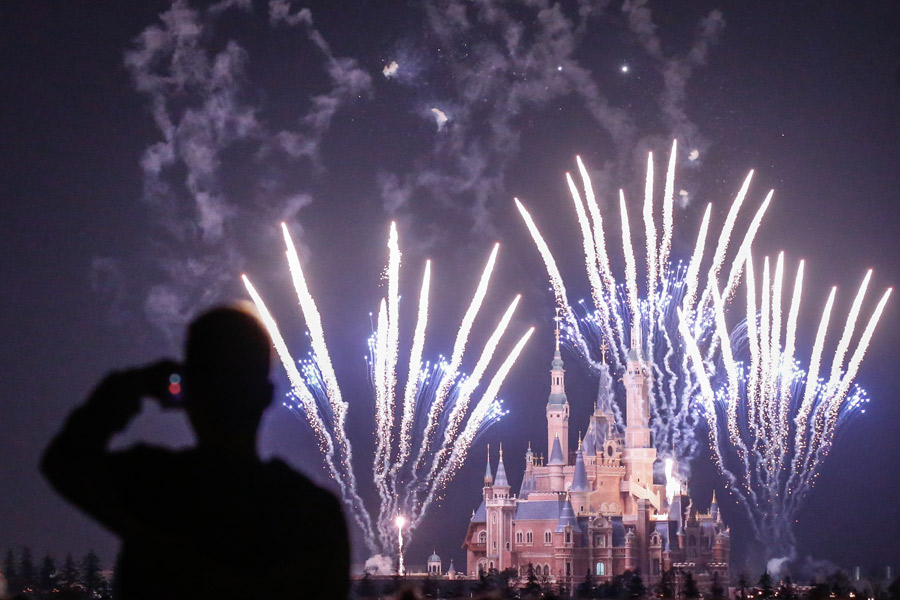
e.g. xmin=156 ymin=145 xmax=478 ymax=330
xmin=548 ymin=433 xmax=566 ymax=491
xmin=546 ymin=317 xmax=570 ymax=462
xmin=427 ymin=551 xmax=442 ymax=575
xmin=485 ymin=445 xmax=515 ymax=571
xmin=622 ymin=317 xmax=655 ymax=494
xmin=570 ymin=440 xmax=590 ymax=515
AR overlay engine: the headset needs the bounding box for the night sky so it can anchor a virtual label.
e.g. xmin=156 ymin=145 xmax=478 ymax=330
xmin=2 ymin=0 xmax=899 ymax=578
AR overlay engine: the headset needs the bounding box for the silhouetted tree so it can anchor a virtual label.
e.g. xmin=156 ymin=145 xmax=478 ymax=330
xmin=888 ymin=577 xmax=900 ymax=600
xmin=523 ymin=563 xmax=543 ymax=598
xmin=655 ymin=569 xmax=674 ymax=598
xmin=59 ymin=553 xmax=79 ymax=590
xmin=827 ymin=570 xmax=853 ymax=598
xmin=355 ymin=572 xmax=377 ymax=598
xmin=757 ymin=571 xmax=774 ymax=599
xmin=626 ymin=570 xmax=646 ymax=599
xmin=710 ymin=571 xmax=725 ymax=600
xmin=81 ymin=550 xmax=102 ymax=595
xmin=738 ymin=573 xmax=749 ymax=600
xmin=778 ymin=576 xmax=798 ymax=600
xmin=19 ymin=546 xmax=37 ymax=592
xmin=682 ymin=572 xmax=700 ymax=599
xmin=807 ymin=579 xmax=830 ymax=600
xmin=577 ymin=569 xmax=595 ymax=598
xmin=3 ymin=549 xmax=19 ymax=594
xmin=40 ymin=554 xmax=57 ymax=592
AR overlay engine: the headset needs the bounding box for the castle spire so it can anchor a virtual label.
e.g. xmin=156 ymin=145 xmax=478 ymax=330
xmin=495 ymin=442 xmax=509 ymax=487
xmin=483 ymin=444 xmax=493 ymax=485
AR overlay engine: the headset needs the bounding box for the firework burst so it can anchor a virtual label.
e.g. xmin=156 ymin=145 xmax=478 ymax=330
xmin=679 ymin=253 xmax=890 ymax=560
xmin=515 ymin=141 xmax=771 ymax=470
xmin=243 ymin=222 xmax=533 ymax=558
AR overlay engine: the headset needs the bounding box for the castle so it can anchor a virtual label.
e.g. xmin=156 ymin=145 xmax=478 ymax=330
xmin=462 ymin=321 xmax=731 ymax=589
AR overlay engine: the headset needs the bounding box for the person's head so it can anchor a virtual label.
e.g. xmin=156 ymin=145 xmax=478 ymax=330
xmin=183 ymin=305 xmax=273 ymax=451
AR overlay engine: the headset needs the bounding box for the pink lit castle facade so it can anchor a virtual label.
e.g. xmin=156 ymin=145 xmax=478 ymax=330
xmin=462 ymin=321 xmax=731 ymax=589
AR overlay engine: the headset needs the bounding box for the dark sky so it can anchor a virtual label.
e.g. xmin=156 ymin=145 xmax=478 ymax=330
xmin=2 ymin=0 xmax=899 ymax=578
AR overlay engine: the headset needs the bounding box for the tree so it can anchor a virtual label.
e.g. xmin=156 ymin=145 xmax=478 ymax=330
xmin=40 ymin=554 xmax=57 ymax=592
xmin=827 ymin=570 xmax=853 ymax=598
xmin=888 ymin=577 xmax=900 ymax=600
xmin=3 ymin=549 xmax=19 ymax=595
xmin=81 ymin=550 xmax=103 ymax=595
xmin=710 ymin=571 xmax=725 ymax=600
xmin=524 ymin=563 xmax=543 ymax=598
xmin=777 ymin=576 xmax=798 ymax=600
xmin=655 ymin=569 xmax=674 ymax=599
xmin=19 ymin=546 xmax=37 ymax=592
xmin=738 ymin=573 xmax=749 ymax=600
xmin=758 ymin=571 xmax=774 ymax=600
xmin=682 ymin=572 xmax=700 ymax=599
xmin=626 ymin=570 xmax=647 ymax=599
xmin=60 ymin=553 xmax=80 ymax=590
xmin=577 ymin=569 xmax=596 ymax=599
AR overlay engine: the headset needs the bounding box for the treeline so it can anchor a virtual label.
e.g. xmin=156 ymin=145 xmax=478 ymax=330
xmin=350 ymin=566 xmax=900 ymax=600
xmin=1 ymin=548 xmax=111 ymax=599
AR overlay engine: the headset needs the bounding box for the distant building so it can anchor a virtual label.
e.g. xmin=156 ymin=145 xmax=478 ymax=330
xmin=462 ymin=321 xmax=731 ymax=590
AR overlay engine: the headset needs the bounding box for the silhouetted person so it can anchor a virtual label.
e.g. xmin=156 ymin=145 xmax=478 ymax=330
xmin=43 ymin=306 xmax=350 ymax=599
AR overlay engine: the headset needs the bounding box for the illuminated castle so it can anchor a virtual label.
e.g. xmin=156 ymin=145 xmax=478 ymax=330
xmin=462 ymin=321 xmax=731 ymax=589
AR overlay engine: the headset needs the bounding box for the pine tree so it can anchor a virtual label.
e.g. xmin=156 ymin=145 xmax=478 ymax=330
xmin=60 ymin=553 xmax=80 ymax=590
xmin=627 ymin=570 xmax=647 ymax=599
xmin=682 ymin=571 xmax=700 ymax=599
xmin=81 ymin=550 xmax=103 ymax=595
xmin=758 ymin=571 xmax=774 ymax=600
xmin=19 ymin=547 xmax=37 ymax=592
xmin=710 ymin=571 xmax=725 ymax=600
xmin=524 ymin=563 xmax=543 ymax=598
xmin=777 ymin=576 xmax=798 ymax=600
xmin=40 ymin=554 xmax=57 ymax=592
xmin=3 ymin=549 xmax=18 ymax=594
xmin=656 ymin=569 xmax=674 ymax=599
xmin=576 ymin=569 xmax=595 ymax=598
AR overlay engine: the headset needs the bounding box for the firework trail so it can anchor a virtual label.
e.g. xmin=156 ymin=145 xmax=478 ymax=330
xmin=243 ymin=223 xmax=531 ymax=559
xmin=680 ymin=253 xmax=890 ymax=560
xmin=515 ymin=141 xmax=772 ymax=469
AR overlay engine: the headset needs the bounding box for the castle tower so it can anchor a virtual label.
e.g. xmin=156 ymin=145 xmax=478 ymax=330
xmin=485 ymin=444 xmax=516 ymax=571
xmin=622 ymin=317 xmax=656 ymax=489
xmin=427 ymin=551 xmax=442 ymax=575
xmin=569 ymin=440 xmax=590 ymax=514
xmin=546 ymin=315 xmax=570 ymax=462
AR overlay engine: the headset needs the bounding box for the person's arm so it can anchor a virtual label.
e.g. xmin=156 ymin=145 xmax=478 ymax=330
xmin=41 ymin=361 xmax=177 ymax=534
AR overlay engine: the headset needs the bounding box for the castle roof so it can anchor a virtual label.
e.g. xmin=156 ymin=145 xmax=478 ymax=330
xmin=428 ymin=551 xmax=441 ymax=562
xmin=447 ymin=560 xmax=456 ymax=573
xmin=548 ymin=434 xmax=565 ymax=465
xmin=494 ymin=448 xmax=509 ymax=487
xmin=555 ymin=498 xmax=581 ymax=533
xmin=518 ymin=471 xmax=536 ymax=499
xmin=570 ymin=446 xmax=589 ymax=492
xmin=483 ymin=451 xmax=493 ymax=485
xmin=471 ymin=500 xmax=486 ymax=522
xmin=513 ymin=499 xmax=564 ymax=521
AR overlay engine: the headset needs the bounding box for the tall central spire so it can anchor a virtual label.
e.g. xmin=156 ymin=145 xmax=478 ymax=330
xmin=628 ymin=315 xmax=644 ymax=362
xmin=547 ymin=311 xmax=570 ymax=464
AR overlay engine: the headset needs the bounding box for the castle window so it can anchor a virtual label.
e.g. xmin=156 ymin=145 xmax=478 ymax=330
xmin=492 ymin=541 xmax=497 ymax=550
xmin=544 ymin=565 xmax=550 ymax=577
xmin=566 ymin=562 xmax=572 ymax=576
xmin=526 ymin=531 xmax=533 ymax=544
xmin=478 ymin=530 xmax=486 ymax=544
xmin=516 ymin=531 xmax=523 ymax=544
xmin=492 ymin=514 xmax=497 ymax=525
xmin=596 ymin=562 xmax=606 ymax=576
xmin=544 ymin=530 xmax=552 ymax=544
xmin=595 ymin=534 xmax=606 ymax=547
xmin=506 ymin=542 xmax=510 ymax=550
xmin=653 ymin=559 xmax=660 ymax=575
xmin=565 ymin=530 xmax=571 ymax=544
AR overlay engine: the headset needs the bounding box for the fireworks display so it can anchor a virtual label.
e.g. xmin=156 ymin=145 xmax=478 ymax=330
xmin=679 ymin=253 xmax=891 ymax=562
xmin=515 ymin=141 xmax=772 ymax=472
xmin=242 ymin=222 xmax=533 ymax=560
